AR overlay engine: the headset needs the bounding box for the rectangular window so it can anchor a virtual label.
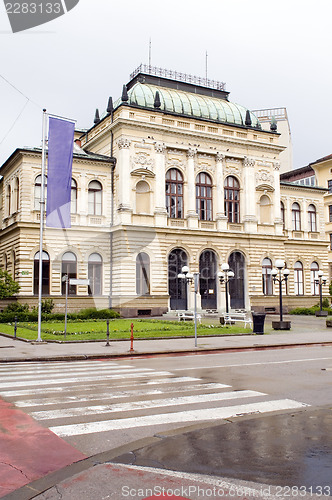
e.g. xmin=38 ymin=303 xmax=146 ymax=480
xmin=330 ymin=234 xmax=332 ymax=251
xmin=329 ymin=206 xmax=332 ymax=223
xmin=328 ymin=180 xmax=332 ymax=193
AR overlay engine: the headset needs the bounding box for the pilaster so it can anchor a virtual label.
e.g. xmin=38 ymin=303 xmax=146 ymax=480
xmin=273 ymin=161 xmax=283 ymax=235
xmin=117 ymin=138 xmax=132 ymax=224
xmin=186 ymin=148 xmax=199 ymax=229
xmin=243 ymin=156 xmax=258 ymax=233
xmin=154 ymin=143 xmax=168 ymax=226
xmin=215 ymin=152 xmax=228 ymax=231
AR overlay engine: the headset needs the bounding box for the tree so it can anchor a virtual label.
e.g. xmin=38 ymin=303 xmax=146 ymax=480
xmin=0 ymin=270 xmax=20 ymax=299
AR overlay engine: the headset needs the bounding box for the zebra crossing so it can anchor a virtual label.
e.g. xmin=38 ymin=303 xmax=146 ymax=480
xmin=0 ymin=359 xmax=309 ymax=442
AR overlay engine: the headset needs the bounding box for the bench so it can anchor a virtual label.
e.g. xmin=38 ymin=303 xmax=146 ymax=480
xmin=177 ymin=311 xmax=202 ymax=323
xmin=222 ymin=312 xmax=252 ymax=328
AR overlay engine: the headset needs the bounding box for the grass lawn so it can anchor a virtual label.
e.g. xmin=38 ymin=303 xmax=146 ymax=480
xmin=0 ymin=318 xmax=252 ymax=342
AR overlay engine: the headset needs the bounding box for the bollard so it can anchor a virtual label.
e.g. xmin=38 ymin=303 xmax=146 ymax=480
xmin=105 ymin=319 xmax=110 ymax=347
xmin=14 ymin=316 xmax=17 ymax=339
xmin=130 ymin=322 xmax=134 ymax=352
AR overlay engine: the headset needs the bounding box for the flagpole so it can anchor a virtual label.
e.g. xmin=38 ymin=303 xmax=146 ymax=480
xmin=37 ymin=109 xmax=47 ymax=342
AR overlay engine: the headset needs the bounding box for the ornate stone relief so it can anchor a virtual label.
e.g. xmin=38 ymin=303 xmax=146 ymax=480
xmin=256 ymin=169 xmax=274 ymax=186
xmin=273 ymin=161 xmax=281 ymax=171
xmin=167 ymin=158 xmax=184 ymax=169
xmin=224 ymin=164 xmax=240 ymax=176
xmin=131 ymin=152 xmax=154 ymax=170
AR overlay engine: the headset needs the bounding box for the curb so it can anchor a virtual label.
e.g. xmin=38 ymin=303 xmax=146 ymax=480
xmin=1 ymin=340 xmax=332 ymax=363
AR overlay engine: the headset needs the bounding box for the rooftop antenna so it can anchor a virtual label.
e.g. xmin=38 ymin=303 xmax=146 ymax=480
xmin=205 ymin=50 xmax=208 ymax=80
xmin=149 ymin=37 xmax=152 ymax=68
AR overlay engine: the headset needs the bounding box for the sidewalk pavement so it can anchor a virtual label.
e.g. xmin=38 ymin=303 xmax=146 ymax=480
xmin=0 ymin=314 xmax=331 ymax=363
xmin=1 ymin=314 xmax=332 ymax=499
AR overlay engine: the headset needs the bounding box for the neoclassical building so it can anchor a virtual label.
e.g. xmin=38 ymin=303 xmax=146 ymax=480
xmin=0 ymin=65 xmax=329 ymax=315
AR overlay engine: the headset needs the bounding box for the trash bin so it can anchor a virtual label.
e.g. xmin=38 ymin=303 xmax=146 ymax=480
xmin=252 ymin=312 xmax=266 ymax=334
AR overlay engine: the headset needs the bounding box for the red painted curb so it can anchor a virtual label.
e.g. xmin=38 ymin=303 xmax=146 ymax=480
xmin=0 ymin=397 xmax=86 ymax=497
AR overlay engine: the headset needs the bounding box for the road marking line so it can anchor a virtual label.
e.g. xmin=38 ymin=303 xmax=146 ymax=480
xmin=0 ymin=360 xmax=121 ymax=371
xmin=14 ymin=383 xmax=231 ymax=407
xmin=172 ymin=357 xmax=332 ymax=370
xmin=30 ymin=390 xmax=266 ymax=419
xmin=50 ymin=399 xmax=309 ymax=436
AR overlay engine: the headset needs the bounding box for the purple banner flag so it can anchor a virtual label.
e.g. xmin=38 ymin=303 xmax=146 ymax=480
xmin=46 ymin=117 xmax=75 ymax=228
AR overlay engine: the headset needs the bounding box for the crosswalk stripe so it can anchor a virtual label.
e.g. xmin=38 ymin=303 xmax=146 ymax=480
xmin=0 ymin=366 xmax=155 ymax=382
xmin=50 ymin=399 xmax=309 ymax=436
xmin=14 ymin=383 xmax=231 ymax=407
xmin=30 ymin=390 xmax=266 ymax=420
xmin=0 ymin=360 xmax=120 ymax=371
xmin=0 ymin=376 xmax=202 ymax=397
xmin=0 ymin=370 xmax=172 ymax=389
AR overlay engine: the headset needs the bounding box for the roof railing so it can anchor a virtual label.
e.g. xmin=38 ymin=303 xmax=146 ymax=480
xmin=130 ymin=64 xmax=226 ymax=91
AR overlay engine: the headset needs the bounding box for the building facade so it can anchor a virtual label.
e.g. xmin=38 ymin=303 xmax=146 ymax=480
xmin=0 ymin=65 xmax=329 ymax=316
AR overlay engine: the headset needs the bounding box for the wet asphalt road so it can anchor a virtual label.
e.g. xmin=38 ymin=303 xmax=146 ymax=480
xmin=113 ymin=408 xmax=332 ymax=491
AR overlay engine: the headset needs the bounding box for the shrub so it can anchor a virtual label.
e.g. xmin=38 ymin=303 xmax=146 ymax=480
xmin=3 ymin=303 xmax=29 ymax=313
xmin=68 ymin=308 xmax=119 ymax=320
xmin=0 ymin=270 xmax=20 ymax=299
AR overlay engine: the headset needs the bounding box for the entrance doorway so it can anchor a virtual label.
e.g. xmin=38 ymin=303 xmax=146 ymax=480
xmin=199 ymin=250 xmax=217 ymax=309
xmin=168 ymin=249 xmax=188 ymax=310
xmin=228 ymin=251 xmax=245 ymax=309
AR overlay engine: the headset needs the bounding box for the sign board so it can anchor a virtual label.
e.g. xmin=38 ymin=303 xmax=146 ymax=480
xmin=69 ymin=279 xmax=90 ymax=285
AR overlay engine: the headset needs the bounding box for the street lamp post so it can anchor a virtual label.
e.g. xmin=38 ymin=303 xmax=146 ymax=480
xmin=177 ymin=266 xmax=199 ymax=347
xmin=315 ymin=270 xmax=327 ymax=317
xmin=217 ymin=263 xmax=234 ymax=314
xmin=271 ymin=259 xmax=291 ymax=330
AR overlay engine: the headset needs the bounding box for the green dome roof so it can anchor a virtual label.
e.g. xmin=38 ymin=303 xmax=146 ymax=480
xmin=115 ymin=82 xmax=260 ymax=127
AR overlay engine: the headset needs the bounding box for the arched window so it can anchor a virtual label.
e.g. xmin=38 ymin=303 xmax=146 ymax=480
xmin=224 ymin=176 xmax=240 ymax=223
xmin=88 ymin=253 xmax=102 ymax=296
xmin=196 ymin=172 xmax=212 ymax=221
xmin=136 ymin=180 xmax=150 ymax=214
xmin=34 ymin=175 xmax=47 ymax=210
xmin=34 ymin=251 xmax=50 ymax=295
xmin=71 ymin=178 xmax=77 ymax=213
xmin=294 ymin=261 xmax=304 ymax=295
xmin=61 ymin=252 xmax=77 ymax=295
xmin=280 ymin=201 xmax=285 ymax=229
xmin=88 ymin=180 xmax=102 ymax=215
xmin=199 ymin=250 xmax=217 ymax=309
xmin=308 ymin=204 xmax=317 ymax=232
xmin=166 ymin=169 xmax=183 ymax=219
xmin=136 ymin=252 xmax=150 ymax=295
xmin=168 ymin=249 xmax=188 ymax=310
xmin=262 ymin=258 xmax=273 ymax=295
xmin=6 ymin=185 xmax=11 ymax=216
xmin=310 ymin=261 xmax=319 ymax=295
xmin=292 ymin=203 xmax=301 ymax=231
xmin=260 ymin=195 xmax=271 ymax=224
xmin=14 ymin=178 xmax=19 ymax=212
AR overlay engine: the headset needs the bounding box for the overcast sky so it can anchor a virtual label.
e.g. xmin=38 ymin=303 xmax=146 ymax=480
xmin=0 ymin=0 xmax=331 ymax=168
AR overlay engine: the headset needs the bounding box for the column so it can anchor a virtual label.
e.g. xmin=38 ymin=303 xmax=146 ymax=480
xmin=154 ymin=142 xmax=168 ymax=226
xmin=186 ymin=147 xmax=199 ymax=229
xmin=273 ymin=161 xmax=283 ymax=235
xmin=215 ymin=152 xmax=228 ymax=231
xmin=243 ymin=156 xmax=258 ymax=233
xmin=117 ymin=138 xmax=132 ymax=224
